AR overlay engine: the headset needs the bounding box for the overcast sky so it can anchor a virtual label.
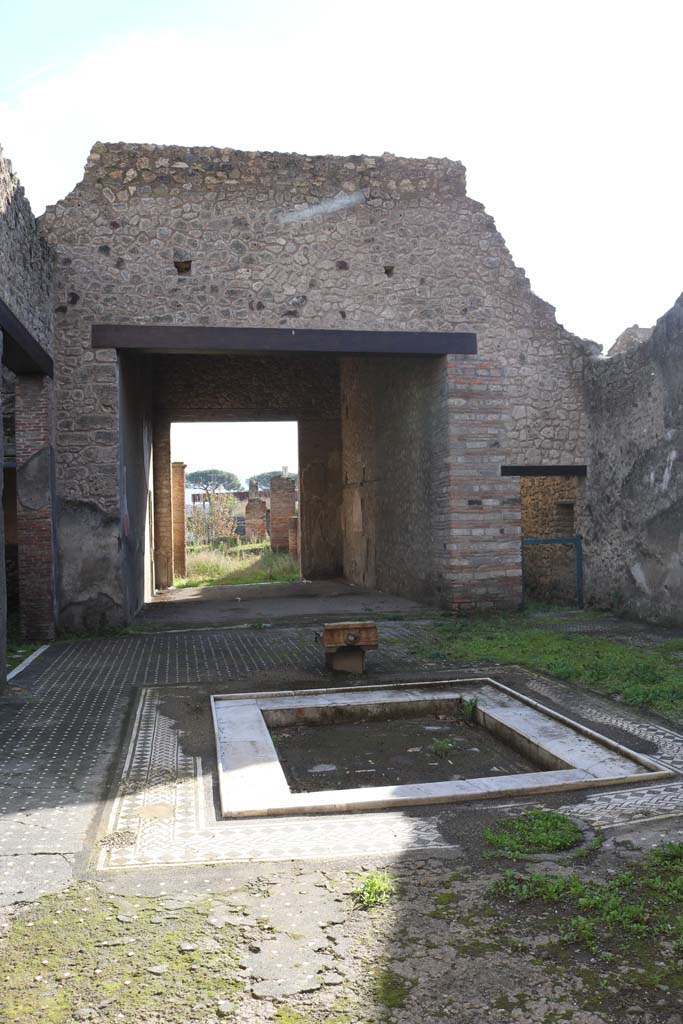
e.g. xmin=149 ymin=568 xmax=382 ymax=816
xmin=2 ymin=0 xmax=681 ymax=474
xmin=171 ymin=421 xmax=298 ymax=483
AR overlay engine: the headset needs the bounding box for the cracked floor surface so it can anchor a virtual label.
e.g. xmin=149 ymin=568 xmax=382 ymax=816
xmin=4 ymin=833 xmax=683 ymax=1023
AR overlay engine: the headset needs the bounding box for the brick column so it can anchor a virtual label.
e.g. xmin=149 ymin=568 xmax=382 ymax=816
xmin=15 ymin=374 xmax=56 ymax=640
xmin=270 ymin=475 xmax=297 ymax=552
xmin=153 ymin=418 xmax=173 ymax=588
xmin=171 ymin=461 xmax=187 ymax=579
xmin=445 ymin=354 xmax=522 ymax=611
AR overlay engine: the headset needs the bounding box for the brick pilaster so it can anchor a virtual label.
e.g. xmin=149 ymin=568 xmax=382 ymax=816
xmin=15 ymin=374 xmax=56 ymax=640
xmin=153 ymin=418 xmax=173 ymax=588
xmin=445 ymin=353 xmax=522 ymax=611
xmin=270 ymin=476 xmax=297 ymax=552
xmin=171 ymin=461 xmax=187 ymax=579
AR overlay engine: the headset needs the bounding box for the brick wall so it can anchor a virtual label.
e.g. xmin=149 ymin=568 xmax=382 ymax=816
xmin=153 ymin=418 xmax=173 ymax=588
xmin=15 ymin=375 xmax=56 ymax=639
xmin=444 ymin=355 xmax=522 ymax=611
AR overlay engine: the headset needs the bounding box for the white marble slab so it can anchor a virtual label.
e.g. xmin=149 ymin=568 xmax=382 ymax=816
xmin=211 ymin=678 xmax=673 ymax=818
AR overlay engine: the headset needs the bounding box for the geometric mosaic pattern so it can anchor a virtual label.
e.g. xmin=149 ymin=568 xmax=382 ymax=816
xmin=518 ymin=674 xmax=683 ymax=827
xmin=3 ymin=618 xmax=683 ymax=878
xmin=97 ymin=688 xmax=455 ymax=869
xmin=98 ymin=671 xmax=683 ymax=868
xmin=0 ymin=620 xmax=428 ymax=867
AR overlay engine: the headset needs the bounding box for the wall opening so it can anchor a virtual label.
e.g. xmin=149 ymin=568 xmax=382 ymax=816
xmin=167 ymin=421 xmax=301 ymax=590
xmin=517 ymin=473 xmax=582 ymax=605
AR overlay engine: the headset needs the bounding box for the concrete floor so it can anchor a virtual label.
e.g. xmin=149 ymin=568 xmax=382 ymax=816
xmin=137 ymin=578 xmax=430 ymax=629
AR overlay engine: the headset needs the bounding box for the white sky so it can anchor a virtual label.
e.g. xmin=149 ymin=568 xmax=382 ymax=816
xmin=171 ymin=421 xmax=298 ymax=482
xmin=2 ymin=0 xmax=682 ymax=474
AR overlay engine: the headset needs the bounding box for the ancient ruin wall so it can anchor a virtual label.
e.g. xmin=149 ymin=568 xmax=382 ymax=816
xmin=39 ymin=143 xmax=596 ymax=621
xmin=0 ymin=150 xmax=56 ymax=649
xmin=583 ymin=292 xmax=683 ymax=624
xmin=0 ymin=148 xmax=54 ymax=354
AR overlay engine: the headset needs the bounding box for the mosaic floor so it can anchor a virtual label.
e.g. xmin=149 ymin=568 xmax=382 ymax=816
xmin=2 ymin=618 xmax=683 ymax=884
xmin=97 ymin=687 xmax=454 ymax=869
xmin=97 ymin=672 xmax=683 ymax=870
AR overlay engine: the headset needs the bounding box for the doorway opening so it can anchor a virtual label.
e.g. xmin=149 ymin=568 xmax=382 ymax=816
xmin=169 ymin=421 xmax=301 ymax=591
xmin=502 ymin=466 xmax=586 ymax=607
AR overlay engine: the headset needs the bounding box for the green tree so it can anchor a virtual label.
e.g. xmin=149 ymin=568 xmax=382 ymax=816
xmin=186 ymin=469 xmax=241 ymax=493
xmin=249 ymin=470 xmax=298 ymax=488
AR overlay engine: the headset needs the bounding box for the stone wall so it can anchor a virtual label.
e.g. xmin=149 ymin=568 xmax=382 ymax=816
xmin=583 ymin=292 xmax=683 ymax=624
xmin=38 ymin=143 xmax=596 ymax=622
xmin=0 ymin=148 xmax=54 ymax=354
xmin=0 ymin=150 xmax=56 ymax=651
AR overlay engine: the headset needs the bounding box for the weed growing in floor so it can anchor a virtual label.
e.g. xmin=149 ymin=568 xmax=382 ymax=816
xmin=566 ymin=831 xmax=604 ymax=861
xmin=485 ymin=809 xmax=583 ymax=858
xmin=429 ymin=737 xmax=456 ymax=758
xmin=352 ymin=870 xmax=395 ymax=909
xmin=461 ymin=696 xmax=479 ymax=722
xmin=373 ymin=967 xmax=412 ymax=1008
xmin=412 ymin=615 xmax=683 ymax=717
xmin=491 ymin=841 xmax=683 ymax=955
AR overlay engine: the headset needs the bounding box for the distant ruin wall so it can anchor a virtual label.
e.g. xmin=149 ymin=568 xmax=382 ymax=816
xmin=583 ymin=292 xmax=683 ymax=624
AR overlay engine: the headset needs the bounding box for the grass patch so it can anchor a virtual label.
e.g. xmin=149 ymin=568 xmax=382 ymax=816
xmin=373 ymin=967 xmax=412 ymax=1009
xmin=175 ymin=542 xmax=300 ymax=588
xmin=414 ymin=615 xmax=683 ymax=717
xmin=5 ymin=611 xmax=42 ymax=675
xmin=351 ymin=870 xmax=395 ymax=910
xmin=491 ymin=841 xmax=683 ymax=955
xmin=275 ymin=1007 xmax=354 ymax=1024
xmin=485 ymin=809 xmax=583 ymax=858
xmin=1 ymin=883 xmax=241 ymax=1024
